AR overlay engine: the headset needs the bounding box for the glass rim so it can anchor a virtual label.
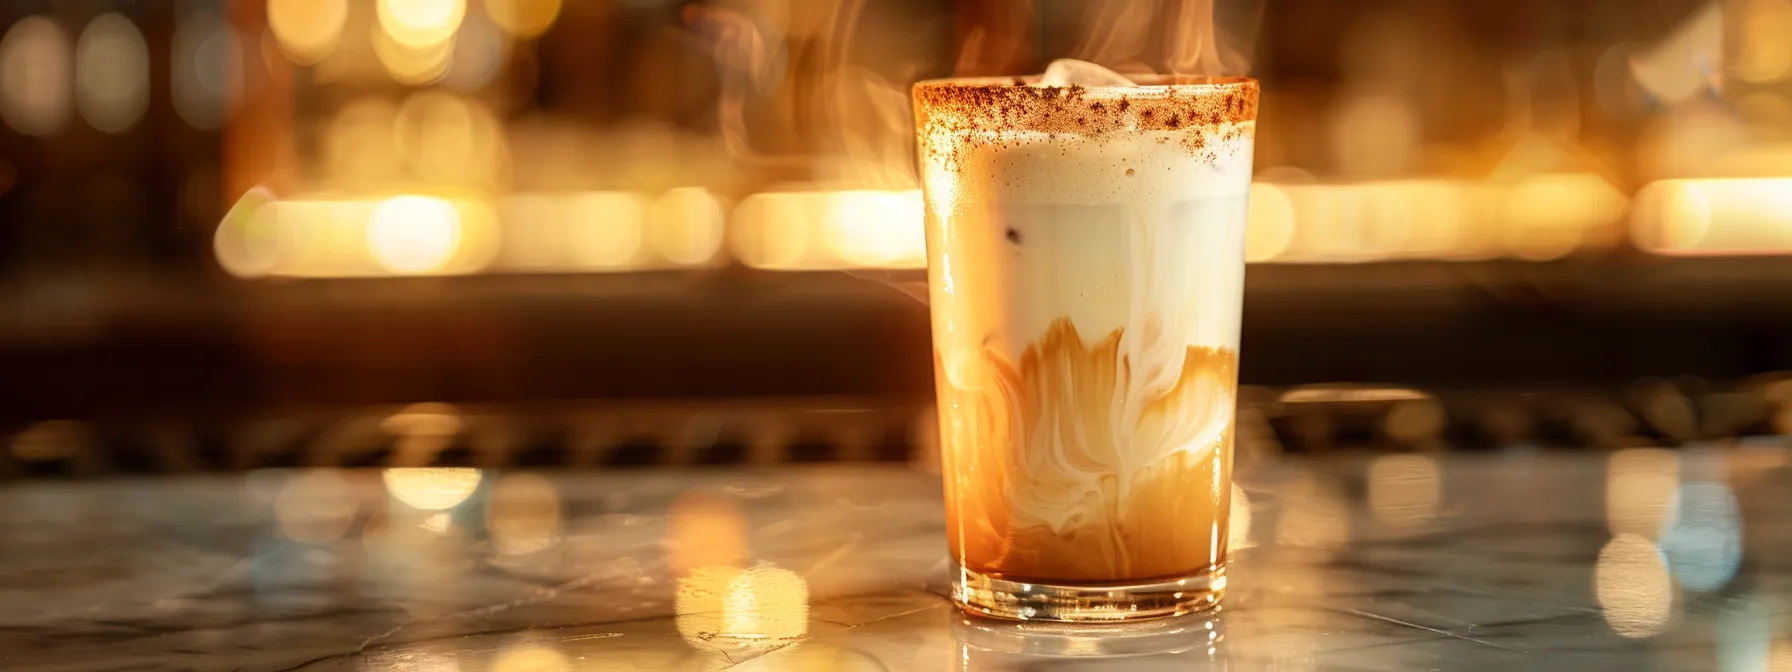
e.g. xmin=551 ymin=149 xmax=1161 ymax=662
xmin=913 ymin=74 xmax=1256 ymax=94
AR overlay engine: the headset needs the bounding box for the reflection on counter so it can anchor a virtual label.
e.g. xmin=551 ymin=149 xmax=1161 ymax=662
xmin=1366 ymin=454 xmax=1441 ymax=528
xmin=382 ymin=466 xmax=482 ymax=510
xmin=1594 ymin=533 xmax=1675 ymax=639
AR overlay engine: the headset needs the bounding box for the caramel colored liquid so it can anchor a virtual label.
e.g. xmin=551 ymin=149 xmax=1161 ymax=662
xmin=935 ymin=319 xmax=1237 ymax=583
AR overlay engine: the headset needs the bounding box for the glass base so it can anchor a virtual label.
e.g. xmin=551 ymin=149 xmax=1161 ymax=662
xmin=950 ymin=562 xmax=1226 ymax=622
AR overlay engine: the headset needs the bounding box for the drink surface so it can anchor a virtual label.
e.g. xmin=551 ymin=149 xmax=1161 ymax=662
xmin=915 ymin=78 xmax=1256 ymax=583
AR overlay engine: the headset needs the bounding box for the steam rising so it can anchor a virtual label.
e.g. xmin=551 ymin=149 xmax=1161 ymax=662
xmin=1072 ymin=0 xmax=1259 ymax=77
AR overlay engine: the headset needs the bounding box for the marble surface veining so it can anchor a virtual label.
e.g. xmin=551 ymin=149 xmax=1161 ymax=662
xmin=3 ymin=448 xmax=1792 ymax=671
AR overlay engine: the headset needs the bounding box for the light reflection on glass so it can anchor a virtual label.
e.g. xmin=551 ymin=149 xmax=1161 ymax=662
xmin=1658 ymin=481 xmax=1743 ymax=592
xmin=1228 ymin=483 xmax=1252 ymax=551
xmin=1367 ymin=454 xmax=1441 ymax=527
xmin=487 ymin=472 xmax=562 ymax=555
xmin=1594 ymin=533 xmax=1674 ymax=639
xmin=274 ymin=469 xmax=359 ymax=543
xmin=383 ymin=468 xmax=483 ymax=511
xmin=1606 ymin=448 xmax=1679 ymax=538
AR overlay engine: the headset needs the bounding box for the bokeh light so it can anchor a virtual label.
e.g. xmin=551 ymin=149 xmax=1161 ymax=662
xmin=1634 ymin=178 xmax=1792 ymax=255
xmin=1594 ymin=533 xmax=1674 ymax=638
xmin=1502 ymin=173 xmax=1628 ymax=261
xmin=568 ymin=192 xmax=649 ymax=269
xmin=442 ymin=8 xmax=508 ymax=90
xmin=378 ymin=0 xmax=467 ymax=50
xmin=1735 ymin=0 xmax=1792 ymax=83
xmin=667 ymin=492 xmax=749 ymax=577
xmin=74 ymin=14 xmax=149 ymax=134
xmin=1658 ymin=481 xmax=1743 ymax=592
xmin=171 ymin=13 xmax=242 ymax=131
xmin=731 ymin=191 xmax=924 ymax=270
xmin=275 ymin=470 xmax=360 ymax=543
xmin=648 ymin=187 xmax=728 ymax=266
xmin=267 ymin=0 xmax=349 ymax=65
xmin=1606 ymin=448 xmax=1679 ymax=538
xmin=487 ymin=473 xmax=562 ymax=555
xmin=368 ymin=195 xmax=463 ymax=274
xmin=0 ymin=16 xmax=73 ymax=137
xmin=1245 ymin=183 xmax=1296 ymax=262
xmin=485 ymin=0 xmax=563 ymax=39
xmin=382 ymin=467 xmax=483 ymax=510
xmin=373 ymin=25 xmax=455 ymax=85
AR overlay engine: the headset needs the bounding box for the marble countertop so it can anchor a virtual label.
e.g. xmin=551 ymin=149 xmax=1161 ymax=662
xmin=4 ymin=448 xmax=1789 ymax=671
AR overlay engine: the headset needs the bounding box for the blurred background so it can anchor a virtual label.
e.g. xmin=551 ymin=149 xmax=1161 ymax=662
xmin=4 ymin=0 xmax=1792 ymax=475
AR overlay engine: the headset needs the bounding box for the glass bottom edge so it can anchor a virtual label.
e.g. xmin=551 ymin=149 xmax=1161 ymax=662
xmin=950 ymin=561 xmax=1226 ymax=623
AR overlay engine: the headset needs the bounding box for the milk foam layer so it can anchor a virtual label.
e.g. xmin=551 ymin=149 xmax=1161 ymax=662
xmin=916 ymin=77 xmax=1256 ymax=582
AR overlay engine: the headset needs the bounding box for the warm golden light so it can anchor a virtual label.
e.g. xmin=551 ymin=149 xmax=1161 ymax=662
xmin=487 ymin=473 xmax=561 ymax=555
xmin=214 ymin=189 xmax=283 ymax=279
xmin=492 ymin=641 xmax=570 ymax=672
xmin=826 ymin=190 xmax=927 ymax=268
xmin=74 ymin=14 xmax=148 ymax=134
xmin=1279 ymin=386 xmax=1430 ymax=404
xmin=732 ymin=190 xmax=924 ymax=270
xmin=667 ymin=492 xmax=749 ymax=576
xmin=1227 ymin=483 xmax=1252 ymax=551
xmin=1245 ymin=183 xmax=1296 ymax=262
xmin=395 ymin=92 xmax=510 ymax=189
xmin=1607 ymin=448 xmax=1679 ymax=538
xmin=1367 ymin=454 xmax=1441 ymax=527
xmin=1736 ymin=0 xmax=1792 ymax=83
xmin=10 ymin=421 xmax=87 ymax=462
xmin=721 ymin=565 xmax=810 ymax=643
xmin=568 ymin=192 xmax=648 ymax=269
xmin=267 ymin=0 xmax=349 ymax=64
xmin=1628 ymin=3 xmax=1721 ymax=104
xmin=1634 ymin=178 xmax=1792 ymax=255
xmin=648 ymin=188 xmax=728 ymax=266
xmin=382 ymin=467 xmax=483 ymax=511
xmin=1502 ymin=173 xmax=1628 ymax=261
xmin=373 ymin=26 xmax=454 ymax=85
xmin=676 ymin=566 xmax=741 ymax=649
xmin=0 ymin=16 xmax=73 ymax=137
xmin=368 ymin=196 xmax=463 ymax=274
xmin=675 ymin=564 xmax=810 ymax=651
xmin=276 ymin=470 xmax=359 ymax=543
xmin=731 ymin=192 xmax=814 ymax=269
xmin=485 ymin=0 xmax=563 ymax=39
xmin=1594 ymin=534 xmax=1674 ymax=638
xmin=377 ymin=0 xmax=466 ymax=50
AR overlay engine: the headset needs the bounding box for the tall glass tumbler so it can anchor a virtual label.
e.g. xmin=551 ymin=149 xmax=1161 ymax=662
xmin=912 ymin=75 xmax=1258 ymax=622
